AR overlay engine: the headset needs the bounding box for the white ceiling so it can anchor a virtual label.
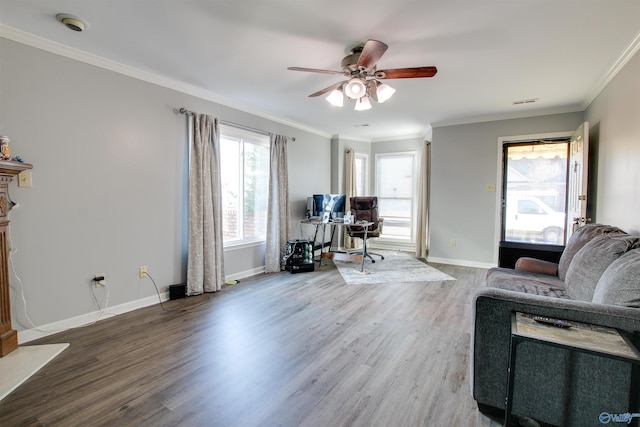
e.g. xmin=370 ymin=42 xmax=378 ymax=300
xmin=1 ymin=0 xmax=640 ymax=141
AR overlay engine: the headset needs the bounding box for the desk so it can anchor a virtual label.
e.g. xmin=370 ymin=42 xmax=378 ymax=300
xmin=505 ymin=312 xmax=640 ymax=426
xmin=300 ymin=219 xmax=372 ymax=272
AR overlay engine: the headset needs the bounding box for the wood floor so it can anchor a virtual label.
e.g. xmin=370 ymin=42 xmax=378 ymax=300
xmin=0 ymin=260 xmax=503 ymax=427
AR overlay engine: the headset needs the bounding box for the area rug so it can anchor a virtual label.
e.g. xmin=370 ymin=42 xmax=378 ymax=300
xmin=333 ymin=250 xmax=455 ymax=285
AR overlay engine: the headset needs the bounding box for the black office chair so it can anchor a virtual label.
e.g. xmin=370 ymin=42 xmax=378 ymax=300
xmin=347 ymin=196 xmax=384 ymax=263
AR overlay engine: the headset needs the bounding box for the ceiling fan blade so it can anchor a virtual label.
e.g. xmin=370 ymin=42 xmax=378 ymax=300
xmin=309 ymin=81 xmax=345 ymax=97
xmin=356 ymin=39 xmax=388 ymax=70
xmin=375 ymin=66 xmax=438 ymax=79
xmin=288 ymin=66 xmax=345 ymax=75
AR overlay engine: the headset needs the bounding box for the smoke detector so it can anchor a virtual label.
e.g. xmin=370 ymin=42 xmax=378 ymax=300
xmin=56 ymin=13 xmax=87 ymax=32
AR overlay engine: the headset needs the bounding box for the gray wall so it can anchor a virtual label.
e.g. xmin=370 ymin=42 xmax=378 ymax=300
xmin=430 ymin=113 xmax=584 ymax=266
xmin=585 ymin=49 xmax=640 ymax=234
xmin=0 ymin=39 xmax=330 ymax=331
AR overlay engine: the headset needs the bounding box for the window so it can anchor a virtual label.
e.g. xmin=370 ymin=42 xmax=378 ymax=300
xmin=502 ymin=141 xmax=569 ymax=245
xmin=354 ymin=153 xmax=368 ymax=196
xmin=375 ymin=152 xmax=417 ymax=242
xmin=219 ymin=125 xmax=270 ymax=245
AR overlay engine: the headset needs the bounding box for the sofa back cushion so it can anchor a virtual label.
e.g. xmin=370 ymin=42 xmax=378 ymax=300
xmin=564 ymin=234 xmax=638 ymax=301
xmin=558 ymin=224 xmax=626 ymax=280
xmin=593 ymin=248 xmax=640 ymax=308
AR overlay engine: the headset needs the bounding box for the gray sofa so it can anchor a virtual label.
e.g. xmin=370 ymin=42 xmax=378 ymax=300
xmin=472 ymin=224 xmax=640 ymax=426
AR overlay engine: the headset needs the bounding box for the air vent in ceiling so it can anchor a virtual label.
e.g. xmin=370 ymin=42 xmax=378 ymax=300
xmin=512 ymin=98 xmax=539 ymax=105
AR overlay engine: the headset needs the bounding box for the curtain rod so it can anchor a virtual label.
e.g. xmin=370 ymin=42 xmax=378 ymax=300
xmin=178 ymin=108 xmax=295 ymax=141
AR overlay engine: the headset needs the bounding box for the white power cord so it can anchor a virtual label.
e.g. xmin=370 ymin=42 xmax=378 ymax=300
xmin=8 ymin=226 xmax=112 ymax=334
xmin=8 ymin=225 xmax=39 ymax=329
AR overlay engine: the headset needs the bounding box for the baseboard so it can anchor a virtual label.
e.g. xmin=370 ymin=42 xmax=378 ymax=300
xmin=18 ymin=293 xmax=167 ymax=344
xmin=226 ymin=266 xmax=265 ymax=281
xmin=18 ymin=268 xmax=265 ymax=344
xmin=426 ymin=256 xmax=496 ymax=269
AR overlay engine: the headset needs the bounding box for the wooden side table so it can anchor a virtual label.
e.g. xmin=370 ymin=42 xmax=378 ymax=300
xmin=505 ymin=312 xmax=640 ymax=426
xmin=0 ymin=160 xmax=33 ymax=357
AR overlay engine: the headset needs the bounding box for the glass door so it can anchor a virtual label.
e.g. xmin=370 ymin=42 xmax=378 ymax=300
xmin=502 ymin=141 xmax=569 ymax=245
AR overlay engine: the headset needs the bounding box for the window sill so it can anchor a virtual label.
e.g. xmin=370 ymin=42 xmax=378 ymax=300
xmin=224 ymin=240 xmax=266 ymax=251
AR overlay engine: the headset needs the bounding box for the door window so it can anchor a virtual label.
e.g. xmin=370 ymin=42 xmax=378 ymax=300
xmin=502 ymin=142 xmax=569 ymax=245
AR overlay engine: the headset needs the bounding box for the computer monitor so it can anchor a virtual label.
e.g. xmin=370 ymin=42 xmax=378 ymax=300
xmin=312 ymin=194 xmax=346 ymax=218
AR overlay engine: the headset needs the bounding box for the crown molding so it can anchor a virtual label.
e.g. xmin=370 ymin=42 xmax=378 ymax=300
xmin=331 ymin=134 xmax=373 ymax=143
xmin=333 ymin=128 xmax=430 ymax=144
xmin=583 ymin=30 xmax=640 ymax=109
xmin=0 ymin=25 xmax=332 ymax=140
xmin=371 ymin=132 xmax=429 ymax=143
xmin=431 ymin=105 xmax=584 ymax=128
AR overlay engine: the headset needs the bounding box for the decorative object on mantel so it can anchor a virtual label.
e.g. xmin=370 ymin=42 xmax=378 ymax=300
xmin=0 ymin=136 xmax=10 ymax=161
xmin=0 ymin=159 xmax=34 ymax=357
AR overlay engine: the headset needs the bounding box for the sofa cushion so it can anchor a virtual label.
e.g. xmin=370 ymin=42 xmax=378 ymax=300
xmin=593 ymin=248 xmax=640 ymax=307
xmin=558 ymin=224 xmax=626 ymax=281
xmin=486 ymin=267 xmax=569 ymax=298
xmin=564 ymin=234 xmax=638 ymax=301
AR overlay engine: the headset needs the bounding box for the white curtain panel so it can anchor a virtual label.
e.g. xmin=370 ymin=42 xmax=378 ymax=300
xmin=416 ymin=140 xmax=431 ymax=258
xmin=265 ymin=134 xmax=290 ymax=273
xmin=187 ymin=113 xmax=225 ymax=294
xmin=344 ymin=148 xmax=357 ymax=249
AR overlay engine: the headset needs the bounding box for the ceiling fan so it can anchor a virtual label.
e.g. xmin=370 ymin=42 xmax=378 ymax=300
xmin=288 ymin=39 xmax=437 ymax=110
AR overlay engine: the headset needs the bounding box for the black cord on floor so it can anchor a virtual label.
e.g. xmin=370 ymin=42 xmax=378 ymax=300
xmin=145 ymin=272 xmax=217 ymax=312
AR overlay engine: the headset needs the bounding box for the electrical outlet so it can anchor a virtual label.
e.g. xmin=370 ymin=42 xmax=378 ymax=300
xmin=94 ymin=273 xmax=106 ymax=287
xmin=449 ymin=239 xmax=456 ymax=247
xmin=139 ymin=266 xmax=148 ymax=278
xmin=18 ymin=170 xmax=32 ymax=188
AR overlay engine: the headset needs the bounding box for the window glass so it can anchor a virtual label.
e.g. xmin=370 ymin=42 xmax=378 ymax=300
xmin=354 ymin=154 xmax=367 ymax=196
xmin=220 ymin=125 xmax=270 ymax=245
xmin=376 ymin=153 xmax=416 ymax=242
xmin=503 ymin=142 xmax=568 ymax=245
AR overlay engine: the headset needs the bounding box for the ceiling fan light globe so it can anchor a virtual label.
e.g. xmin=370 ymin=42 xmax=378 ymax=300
xmin=376 ymin=83 xmax=396 ymax=103
xmin=326 ymin=89 xmax=344 ymax=107
xmin=354 ymin=97 xmax=372 ymax=111
xmin=344 ymin=78 xmax=367 ymax=99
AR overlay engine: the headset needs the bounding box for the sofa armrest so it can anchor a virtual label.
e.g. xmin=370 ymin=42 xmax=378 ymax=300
xmin=514 ymin=257 xmax=558 ymax=276
xmin=471 ymin=287 xmax=640 ymax=424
